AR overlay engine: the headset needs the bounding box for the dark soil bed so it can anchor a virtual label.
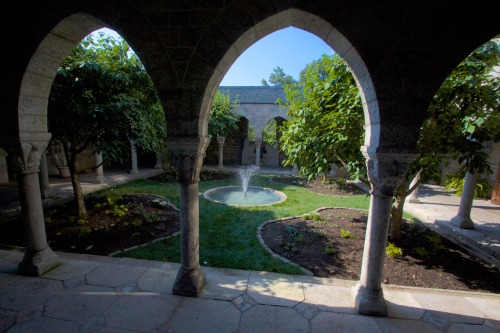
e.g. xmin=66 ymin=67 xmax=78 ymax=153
xmin=261 ymin=207 xmax=500 ymax=293
xmin=0 ymin=193 xmax=180 ymax=256
xmin=272 ymin=176 xmax=366 ymax=196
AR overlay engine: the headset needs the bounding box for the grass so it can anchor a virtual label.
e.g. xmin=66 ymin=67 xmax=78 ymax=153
xmin=106 ymin=174 xmax=371 ymax=275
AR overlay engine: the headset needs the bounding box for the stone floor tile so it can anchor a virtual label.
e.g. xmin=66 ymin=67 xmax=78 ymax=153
xmin=465 ymin=297 xmax=500 ymax=323
xmin=232 ymin=294 xmax=257 ymax=312
xmin=384 ymin=290 xmax=425 ymax=320
xmin=0 ymin=252 xmax=22 ymax=274
xmin=200 ymin=268 xmax=248 ymax=300
xmin=63 ymin=275 xmax=86 ymax=289
xmin=412 ymin=293 xmax=485 ymax=325
xmin=484 ymin=319 xmax=500 ymax=331
xmin=294 ymin=302 xmax=321 ymax=320
xmin=0 ymin=272 xmax=23 ymax=288
xmin=15 ymin=304 xmax=44 ymax=324
xmin=86 ymin=263 xmax=148 ymax=288
xmin=105 ymin=293 xmax=181 ymax=331
xmin=168 ymin=297 xmax=240 ymax=333
xmin=78 ymin=314 xmax=107 ymax=333
xmin=303 ymin=283 xmax=355 ymax=314
xmin=6 ymin=317 xmax=79 ymax=333
xmin=294 ymin=275 xmax=353 ymax=287
xmin=448 ymin=323 xmax=499 ymax=333
xmin=45 ymin=284 xmax=116 ymax=322
xmin=94 ymin=327 xmax=141 ymax=333
xmin=422 ymin=311 xmax=451 ymax=332
xmin=41 ymin=258 xmax=100 ymax=281
xmin=0 ymin=276 xmax=62 ymax=311
xmin=0 ymin=309 xmax=16 ymax=332
xmin=239 ymin=304 xmax=309 ymax=333
xmin=311 ymin=312 xmax=381 ymax=333
xmin=374 ymin=317 xmax=442 ymax=333
xmin=136 ymin=267 xmax=176 ymax=294
xmin=247 ymin=272 xmax=304 ymax=307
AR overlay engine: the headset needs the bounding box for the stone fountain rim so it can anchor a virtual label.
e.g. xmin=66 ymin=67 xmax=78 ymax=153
xmin=203 ymin=186 xmax=287 ymax=207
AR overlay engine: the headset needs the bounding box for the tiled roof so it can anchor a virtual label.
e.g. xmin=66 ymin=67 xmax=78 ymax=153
xmin=218 ymin=86 xmax=288 ymax=104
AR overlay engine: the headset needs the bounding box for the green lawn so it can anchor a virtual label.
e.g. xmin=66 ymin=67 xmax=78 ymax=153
xmin=106 ymin=174 xmax=371 ymax=275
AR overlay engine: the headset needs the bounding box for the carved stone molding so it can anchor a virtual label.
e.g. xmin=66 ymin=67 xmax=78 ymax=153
xmin=2 ymin=133 xmax=51 ymax=175
xmin=362 ymin=150 xmax=417 ymax=197
xmin=166 ymin=137 xmax=210 ymax=184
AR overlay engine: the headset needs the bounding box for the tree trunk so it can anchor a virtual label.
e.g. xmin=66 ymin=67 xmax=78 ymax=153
xmin=68 ymin=148 xmax=86 ymax=217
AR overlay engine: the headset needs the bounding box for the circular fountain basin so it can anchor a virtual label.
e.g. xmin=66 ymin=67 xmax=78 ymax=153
xmin=203 ymin=186 xmax=287 ymax=206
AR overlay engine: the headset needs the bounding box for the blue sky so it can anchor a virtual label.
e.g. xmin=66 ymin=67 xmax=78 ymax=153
xmin=95 ymin=27 xmax=334 ymax=86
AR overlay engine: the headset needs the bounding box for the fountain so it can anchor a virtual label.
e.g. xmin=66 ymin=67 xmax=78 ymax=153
xmin=203 ymin=165 xmax=286 ymax=206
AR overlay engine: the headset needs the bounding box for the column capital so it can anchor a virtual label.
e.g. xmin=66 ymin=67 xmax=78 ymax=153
xmin=361 ymin=148 xmax=417 ymax=197
xmin=166 ymin=137 xmax=210 ymax=184
xmin=4 ymin=133 xmax=52 ymax=175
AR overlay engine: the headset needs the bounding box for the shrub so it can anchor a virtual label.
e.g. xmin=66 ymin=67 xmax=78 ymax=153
xmin=340 ymin=229 xmax=355 ymax=239
xmin=325 ymin=243 xmax=336 ymax=255
xmin=444 ymin=171 xmax=491 ymax=199
xmin=386 ymin=242 xmax=403 ymax=258
xmin=284 ymin=225 xmax=299 ymax=237
xmin=302 ymin=212 xmax=321 ymax=221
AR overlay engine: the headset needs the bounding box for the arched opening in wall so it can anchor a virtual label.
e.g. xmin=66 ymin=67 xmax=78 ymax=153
xmin=417 ymin=37 xmax=500 ymax=206
xmin=0 ymin=14 xmax=169 ymax=256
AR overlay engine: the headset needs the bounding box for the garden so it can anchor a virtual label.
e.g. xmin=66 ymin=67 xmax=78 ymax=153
xmin=1 ymin=169 xmax=498 ymax=293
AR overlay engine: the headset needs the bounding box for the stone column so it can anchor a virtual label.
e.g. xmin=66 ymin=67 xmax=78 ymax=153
xmin=292 ymin=164 xmax=299 ymax=174
xmin=255 ymin=139 xmax=262 ymax=167
xmin=39 ymin=151 xmax=51 ymax=198
xmin=0 ymin=148 xmax=9 ymax=184
xmin=450 ymin=172 xmax=477 ymax=229
xmin=129 ymin=139 xmax=140 ymax=175
xmin=216 ymin=136 xmax=225 ymax=169
xmin=407 ymin=169 xmax=422 ymax=204
xmin=12 ymin=139 xmax=60 ymax=276
xmin=94 ymin=152 xmax=105 ymax=184
xmin=154 ymin=153 xmax=163 ymax=169
xmin=353 ymin=150 xmax=415 ymax=316
xmin=166 ymin=137 xmax=210 ymax=296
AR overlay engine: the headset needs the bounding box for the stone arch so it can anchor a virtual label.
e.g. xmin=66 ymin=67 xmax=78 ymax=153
xmin=201 ymin=8 xmax=379 ymax=150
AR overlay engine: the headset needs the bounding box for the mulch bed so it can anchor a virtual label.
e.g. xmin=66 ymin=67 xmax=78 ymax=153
xmin=261 ymin=207 xmax=500 ymax=293
xmin=0 ymin=193 xmax=180 ymax=256
xmin=272 ymin=176 xmax=367 ymax=196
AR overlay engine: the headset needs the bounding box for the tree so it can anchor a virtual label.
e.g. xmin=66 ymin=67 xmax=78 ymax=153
xmin=48 ymin=32 xmax=166 ymax=217
xmin=389 ymin=39 xmax=500 ymax=239
xmin=261 ymin=66 xmax=296 ymax=86
xmin=208 ymin=90 xmax=240 ymax=138
xmin=280 ymin=54 xmax=365 ymax=180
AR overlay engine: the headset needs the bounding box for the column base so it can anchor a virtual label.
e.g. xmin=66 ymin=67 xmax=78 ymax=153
xmin=352 ymin=283 xmax=388 ymax=316
xmin=130 ymin=169 xmax=140 ymax=175
xmin=19 ymin=247 xmax=60 ymax=276
xmin=172 ymin=266 xmax=206 ymax=296
xmin=451 ymin=215 xmax=475 ymax=229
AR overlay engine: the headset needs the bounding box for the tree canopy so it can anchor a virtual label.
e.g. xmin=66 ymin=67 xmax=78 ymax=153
xmin=48 ymin=32 xmax=166 ymax=216
xmin=208 ymin=90 xmax=240 ymax=138
xmin=261 ymin=66 xmax=296 ymax=86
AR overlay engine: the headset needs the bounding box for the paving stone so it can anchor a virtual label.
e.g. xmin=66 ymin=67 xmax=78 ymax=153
xmin=240 ymin=304 xmax=309 ymax=333
xmin=412 ymin=293 xmax=485 ymax=325
xmin=0 ymin=309 xmax=16 ymax=332
xmin=45 ymin=284 xmax=116 ymax=322
xmin=63 ymin=275 xmax=86 ymax=289
xmin=94 ymin=328 xmax=140 ymax=333
xmin=294 ymin=302 xmax=320 ymax=320
xmin=422 ymin=311 xmax=450 ymax=332
xmin=168 ymin=297 xmax=240 ymax=333
xmin=302 ymin=283 xmax=355 ymax=313
xmin=86 ymin=263 xmax=148 ymax=288
xmin=0 ymin=272 xmax=23 ymax=288
xmin=6 ymin=317 xmax=79 ymax=333
xmin=15 ymin=304 xmax=44 ymax=323
xmin=105 ymin=293 xmax=181 ymax=331
xmin=200 ymin=267 xmax=248 ymax=300
xmin=465 ymin=297 xmax=500 ymax=325
xmin=0 ymin=276 xmax=62 ymax=311
xmin=384 ymin=290 xmax=425 ymax=320
xmin=448 ymin=323 xmax=499 ymax=333
xmin=247 ymin=271 xmax=304 ymax=307
xmin=0 ymin=254 xmax=21 ymax=274
xmin=78 ymin=314 xmax=107 ymax=333
xmin=311 ymin=312 xmax=381 ymax=333
xmin=136 ymin=267 xmax=177 ymax=294
xmin=231 ymin=294 xmax=257 ymax=312
xmin=374 ymin=317 xmax=442 ymax=333
xmin=294 ymin=275 xmax=354 ymax=287
xmin=42 ymin=258 xmax=100 ymax=281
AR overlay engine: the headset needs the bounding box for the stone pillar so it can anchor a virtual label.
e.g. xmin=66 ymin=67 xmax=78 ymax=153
xmin=353 ymin=150 xmax=415 ymax=316
xmin=292 ymin=164 xmax=299 ymax=174
xmin=216 ymin=136 xmax=225 ymax=169
xmin=95 ymin=152 xmax=105 ymax=183
xmin=255 ymin=139 xmax=262 ymax=167
xmin=450 ymin=172 xmax=477 ymax=229
xmin=129 ymin=139 xmax=140 ymax=175
xmin=0 ymin=148 xmax=8 ymax=184
xmin=39 ymin=151 xmax=51 ymax=198
xmin=328 ymin=164 xmax=337 ymax=178
xmin=11 ymin=139 xmax=60 ymax=276
xmin=154 ymin=153 xmax=163 ymax=169
xmin=407 ymin=169 xmax=422 ymax=204
xmin=165 ymin=137 xmax=210 ymax=296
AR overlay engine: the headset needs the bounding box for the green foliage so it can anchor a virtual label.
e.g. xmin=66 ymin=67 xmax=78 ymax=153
xmin=414 ymin=247 xmax=430 ymax=257
xmin=280 ymin=54 xmax=365 ymax=181
xmin=325 ymin=243 xmax=336 ymax=255
xmin=262 ymin=66 xmax=296 ymax=86
xmin=444 ymin=171 xmax=492 ymax=199
xmin=95 ymin=194 xmax=128 ymax=218
xmin=302 ymin=212 xmax=321 ymax=221
xmin=208 ymin=90 xmax=240 ymax=138
xmin=340 ymin=229 xmax=354 ymax=239
xmin=386 ymin=242 xmax=403 ymax=258
xmin=284 ymin=225 xmax=299 ymax=237
xmin=315 ymin=230 xmax=327 ymax=238
xmin=294 ymin=235 xmax=305 ymax=243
